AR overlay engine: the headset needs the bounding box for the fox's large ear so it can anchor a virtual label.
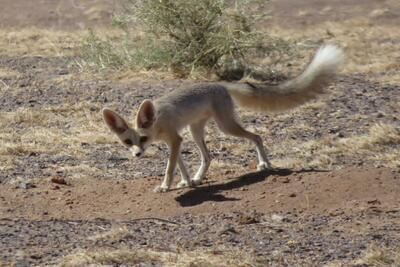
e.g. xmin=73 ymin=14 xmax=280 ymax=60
xmin=102 ymin=108 xmax=129 ymax=134
xmin=136 ymin=100 xmax=155 ymax=129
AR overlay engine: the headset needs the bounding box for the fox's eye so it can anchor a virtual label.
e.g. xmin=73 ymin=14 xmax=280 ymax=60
xmin=124 ymin=139 xmax=133 ymax=146
xmin=139 ymin=136 xmax=148 ymax=143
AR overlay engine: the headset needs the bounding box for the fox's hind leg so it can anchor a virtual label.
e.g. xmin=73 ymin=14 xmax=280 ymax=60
xmin=176 ymin=155 xmax=191 ymax=188
xmin=214 ymin=109 xmax=271 ymax=171
xmin=189 ymin=119 xmax=211 ymax=185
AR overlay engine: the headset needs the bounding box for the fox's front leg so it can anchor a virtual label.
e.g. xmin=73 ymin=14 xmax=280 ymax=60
xmin=154 ymin=135 xmax=182 ymax=193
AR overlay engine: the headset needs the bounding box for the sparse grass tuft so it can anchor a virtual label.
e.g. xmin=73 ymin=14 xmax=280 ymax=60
xmin=79 ymin=30 xmax=129 ymax=70
xmin=89 ymin=226 xmax=133 ymax=242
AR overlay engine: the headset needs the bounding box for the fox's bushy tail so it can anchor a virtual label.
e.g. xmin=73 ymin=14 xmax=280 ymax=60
xmin=225 ymin=45 xmax=345 ymax=112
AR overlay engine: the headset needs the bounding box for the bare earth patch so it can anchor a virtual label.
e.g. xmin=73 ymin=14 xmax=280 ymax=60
xmin=1 ymin=167 xmax=399 ymax=220
xmin=0 ymin=0 xmax=400 ymax=266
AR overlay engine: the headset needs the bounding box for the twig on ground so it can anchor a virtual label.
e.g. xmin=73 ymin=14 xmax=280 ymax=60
xmin=0 ymin=79 xmax=9 ymax=90
xmin=121 ymin=217 xmax=181 ymax=225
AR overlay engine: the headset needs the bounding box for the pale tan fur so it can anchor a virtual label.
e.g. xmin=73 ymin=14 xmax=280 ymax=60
xmin=103 ymin=45 xmax=344 ymax=193
xmin=225 ymin=45 xmax=344 ymax=111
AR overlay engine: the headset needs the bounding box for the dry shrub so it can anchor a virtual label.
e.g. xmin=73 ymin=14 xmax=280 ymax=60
xmin=79 ymin=0 xmax=295 ymax=79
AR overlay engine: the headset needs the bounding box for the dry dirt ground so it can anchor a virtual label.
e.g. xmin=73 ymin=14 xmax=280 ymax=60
xmin=1 ymin=0 xmax=400 ymax=266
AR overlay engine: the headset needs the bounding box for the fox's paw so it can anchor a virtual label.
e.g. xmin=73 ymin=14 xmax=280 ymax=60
xmin=257 ymin=161 xmax=272 ymax=171
xmin=153 ymin=185 xmax=170 ymax=193
xmin=176 ymin=180 xmax=191 ymax=189
xmin=191 ymin=178 xmax=203 ymax=186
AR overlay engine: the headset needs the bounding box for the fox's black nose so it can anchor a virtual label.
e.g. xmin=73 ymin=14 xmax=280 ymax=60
xmin=135 ymin=152 xmax=142 ymax=157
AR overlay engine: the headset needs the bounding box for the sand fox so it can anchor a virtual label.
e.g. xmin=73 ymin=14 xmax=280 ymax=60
xmin=103 ymin=45 xmax=344 ymax=192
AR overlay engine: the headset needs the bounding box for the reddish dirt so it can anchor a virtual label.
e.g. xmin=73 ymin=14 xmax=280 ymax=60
xmin=1 ymin=167 xmax=398 ymax=221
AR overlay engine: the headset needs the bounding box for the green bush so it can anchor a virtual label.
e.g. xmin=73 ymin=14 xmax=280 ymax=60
xmin=79 ymin=0 xmax=295 ymax=80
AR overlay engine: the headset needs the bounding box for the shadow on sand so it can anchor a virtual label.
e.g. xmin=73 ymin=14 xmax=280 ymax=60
xmin=175 ymin=168 xmax=328 ymax=207
xmin=176 ymin=168 xmax=306 ymax=207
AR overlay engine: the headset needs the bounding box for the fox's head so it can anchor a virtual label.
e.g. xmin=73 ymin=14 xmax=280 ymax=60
xmin=102 ymin=100 xmax=155 ymax=158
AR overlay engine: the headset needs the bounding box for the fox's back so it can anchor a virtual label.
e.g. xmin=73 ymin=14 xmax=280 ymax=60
xmin=153 ymin=83 xmax=232 ymax=129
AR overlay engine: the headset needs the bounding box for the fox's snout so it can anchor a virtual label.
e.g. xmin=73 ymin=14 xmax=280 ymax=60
xmin=130 ymin=146 xmax=144 ymax=158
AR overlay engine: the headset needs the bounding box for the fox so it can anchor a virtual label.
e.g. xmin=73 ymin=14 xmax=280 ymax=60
xmin=102 ymin=44 xmax=344 ymax=193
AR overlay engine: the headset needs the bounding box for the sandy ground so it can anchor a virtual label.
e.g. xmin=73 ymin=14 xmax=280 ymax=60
xmin=1 ymin=167 xmax=400 ymax=220
xmin=0 ymin=0 xmax=400 ymax=266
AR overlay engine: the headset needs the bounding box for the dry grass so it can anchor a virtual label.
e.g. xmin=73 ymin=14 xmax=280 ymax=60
xmin=59 ymin=247 xmax=265 ymax=267
xmin=2 ymin=102 xmax=397 ymax=178
xmin=270 ymin=123 xmax=400 ymax=170
xmin=0 ymin=29 xmax=81 ymax=57
xmin=1 ymin=16 xmax=399 ymax=82
xmin=0 ymin=102 xmax=109 ymax=177
xmin=59 ymin=228 xmax=266 ymax=266
xmin=0 ymin=28 xmax=128 ymax=58
xmin=353 ymin=246 xmax=400 ymax=267
xmin=40 ymin=236 xmax=400 ymax=267
xmin=89 ymin=226 xmax=133 ymax=242
xmin=323 ymin=245 xmax=400 ymax=267
xmin=0 ymin=67 xmax=20 ymax=78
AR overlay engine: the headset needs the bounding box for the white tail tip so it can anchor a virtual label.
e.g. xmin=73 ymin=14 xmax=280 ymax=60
xmin=313 ymin=44 xmax=345 ymax=70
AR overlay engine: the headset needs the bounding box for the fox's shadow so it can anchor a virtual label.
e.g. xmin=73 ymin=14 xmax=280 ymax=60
xmin=175 ymin=168 xmax=299 ymax=207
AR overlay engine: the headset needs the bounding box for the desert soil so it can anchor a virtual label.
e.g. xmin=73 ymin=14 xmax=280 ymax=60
xmin=0 ymin=0 xmax=400 ymax=266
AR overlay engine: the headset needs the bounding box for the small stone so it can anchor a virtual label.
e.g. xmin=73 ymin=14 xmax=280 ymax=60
xmin=218 ymin=226 xmax=237 ymax=236
xmin=367 ymin=199 xmax=381 ymax=205
xmin=18 ymin=182 xmax=36 ymax=190
xmin=238 ymin=215 xmax=258 ymax=225
xmin=58 ymin=69 xmax=69 ymax=75
xmin=30 ymin=254 xmax=42 ymax=260
xmin=271 ymin=214 xmax=284 ymax=223
xmin=51 ymin=177 xmax=68 ymax=185
xmin=289 ymin=193 xmax=297 ymax=197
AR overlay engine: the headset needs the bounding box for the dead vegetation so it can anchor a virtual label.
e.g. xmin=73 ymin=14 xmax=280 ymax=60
xmin=0 ymin=102 xmax=107 ymax=178
xmin=353 ymin=245 xmax=400 ymax=267
xmin=58 ymin=237 xmax=400 ymax=267
xmin=270 ymin=122 xmax=400 ymax=169
xmin=60 ymin=247 xmax=264 ymax=267
xmin=0 ymin=29 xmax=87 ymax=57
xmin=62 ymin=228 xmax=264 ymax=267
